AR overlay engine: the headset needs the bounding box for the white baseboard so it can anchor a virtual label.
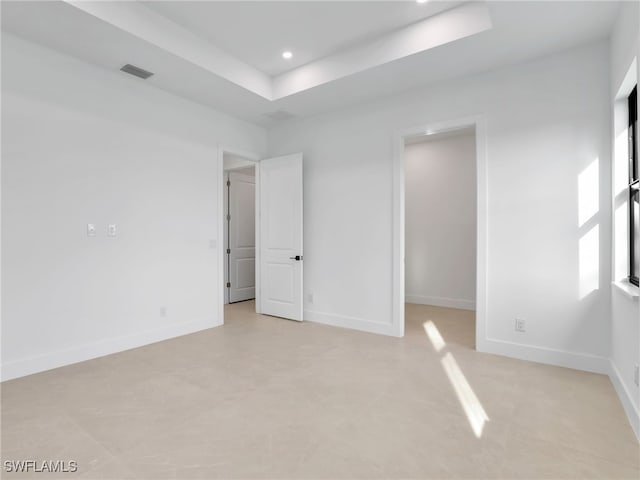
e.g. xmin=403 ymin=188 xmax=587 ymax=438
xmin=405 ymin=294 xmax=475 ymax=311
xmin=1 ymin=317 xmax=221 ymax=382
xmin=479 ymin=337 xmax=610 ymax=374
xmin=609 ymin=360 xmax=640 ymax=443
xmin=304 ymin=309 xmax=397 ymax=337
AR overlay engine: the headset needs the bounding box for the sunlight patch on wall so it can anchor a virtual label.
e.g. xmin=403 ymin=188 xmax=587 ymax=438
xmin=614 ymin=202 xmax=629 ymax=280
xmin=614 ymin=130 xmax=630 ymax=196
xmin=579 ymin=224 xmax=599 ymax=298
xmin=578 ymin=159 xmax=599 ymax=227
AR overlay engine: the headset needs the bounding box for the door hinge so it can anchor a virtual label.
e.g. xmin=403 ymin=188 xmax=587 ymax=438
xmin=226 ymin=248 xmax=231 ymax=254
xmin=226 ymin=214 xmax=231 ymax=221
xmin=227 ymin=180 xmax=230 ymax=186
xmin=226 ymin=282 xmax=231 ymax=288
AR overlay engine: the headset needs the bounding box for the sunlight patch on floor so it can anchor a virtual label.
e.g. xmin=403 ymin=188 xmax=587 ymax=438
xmin=423 ymin=320 xmax=445 ymax=352
xmin=441 ymin=352 xmax=490 ymax=438
xmin=421 ymin=316 xmax=489 ymax=438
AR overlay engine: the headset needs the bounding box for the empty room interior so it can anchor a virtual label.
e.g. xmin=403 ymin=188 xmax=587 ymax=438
xmin=1 ymin=0 xmax=639 ymax=478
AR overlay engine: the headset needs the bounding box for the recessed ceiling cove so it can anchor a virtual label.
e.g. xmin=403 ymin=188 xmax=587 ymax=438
xmin=65 ymin=0 xmax=493 ymax=100
xmin=1 ymin=1 xmax=620 ymax=125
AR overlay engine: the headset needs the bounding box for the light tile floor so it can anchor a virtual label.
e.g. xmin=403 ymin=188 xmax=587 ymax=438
xmin=1 ymin=301 xmax=639 ymax=478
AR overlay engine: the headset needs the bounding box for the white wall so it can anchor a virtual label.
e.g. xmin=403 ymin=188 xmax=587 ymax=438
xmin=404 ymin=133 xmax=476 ymax=310
xmin=268 ymin=41 xmax=611 ymax=369
xmin=1 ymin=33 xmax=267 ymax=380
xmin=609 ymin=0 xmax=640 ymax=440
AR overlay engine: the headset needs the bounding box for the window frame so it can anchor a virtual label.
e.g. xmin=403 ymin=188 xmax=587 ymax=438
xmin=629 ymin=85 xmax=638 ymax=287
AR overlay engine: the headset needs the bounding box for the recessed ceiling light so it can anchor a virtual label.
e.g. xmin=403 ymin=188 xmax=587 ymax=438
xmin=416 ymin=0 xmax=428 ymax=3
xmin=282 ymin=51 xmax=293 ymax=60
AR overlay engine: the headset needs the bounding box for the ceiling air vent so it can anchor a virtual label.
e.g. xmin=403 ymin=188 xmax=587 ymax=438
xmin=120 ymin=64 xmax=154 ymax=80
xmin=263 ymin=110 xmax=296 ymax=122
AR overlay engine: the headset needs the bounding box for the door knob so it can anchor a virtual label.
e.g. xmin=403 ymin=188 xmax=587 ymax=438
xmin=289 ymin=255 xmax=303 ymax=261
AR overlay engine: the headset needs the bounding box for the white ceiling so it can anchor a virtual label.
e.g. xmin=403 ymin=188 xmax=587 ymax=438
xmin=141 ymin=1 xmax=465 ymax=76
xmin=1 ymin=1 xmax=620 ymax=127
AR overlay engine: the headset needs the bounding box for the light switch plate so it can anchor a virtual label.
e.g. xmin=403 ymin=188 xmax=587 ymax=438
xmin=87 ymin=223 xmax=96 ymax=237
xmin=107 ymin=224 xmax=117 ymax=237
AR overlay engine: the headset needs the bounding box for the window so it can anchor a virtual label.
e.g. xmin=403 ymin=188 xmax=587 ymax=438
xmin=629 ymin=86 xmax=638 ymax=286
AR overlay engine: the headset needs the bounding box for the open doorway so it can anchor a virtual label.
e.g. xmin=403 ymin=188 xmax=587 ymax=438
xmin=403 ymin=126 xmax=477 ymax=345
xmin=392 ymin=116 xmax=487 ymax=348
xmin=405 ymin=127 xmax=477 ymax=310
xmin=223 ymin=152 xmax=257 ymax=305
xmin=218 ymin=149 xmax=305 ymax=325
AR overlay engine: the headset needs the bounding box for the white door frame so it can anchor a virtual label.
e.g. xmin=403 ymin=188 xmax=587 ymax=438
xmin=392 ymin=115 xmax=488 ymax=350
xmin=217 ymin=145 xmax=261 ymax=326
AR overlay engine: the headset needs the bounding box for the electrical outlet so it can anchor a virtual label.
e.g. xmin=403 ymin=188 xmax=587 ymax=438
xmin=634 ymin=364 xmax=639 ymax=387
xmin=107 ymin=224 xmax=117 ymax=237
xmin=515 ymin=318 xmax=526 ymax=333
xmin=160 ymin=306 xmax=167 ymax=318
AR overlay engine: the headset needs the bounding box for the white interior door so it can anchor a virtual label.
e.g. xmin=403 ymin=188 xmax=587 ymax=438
xmin=259 ymin=153 xmax=303 ymax=321
xmin=228 ymin=170 xmax=256 ymax=303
